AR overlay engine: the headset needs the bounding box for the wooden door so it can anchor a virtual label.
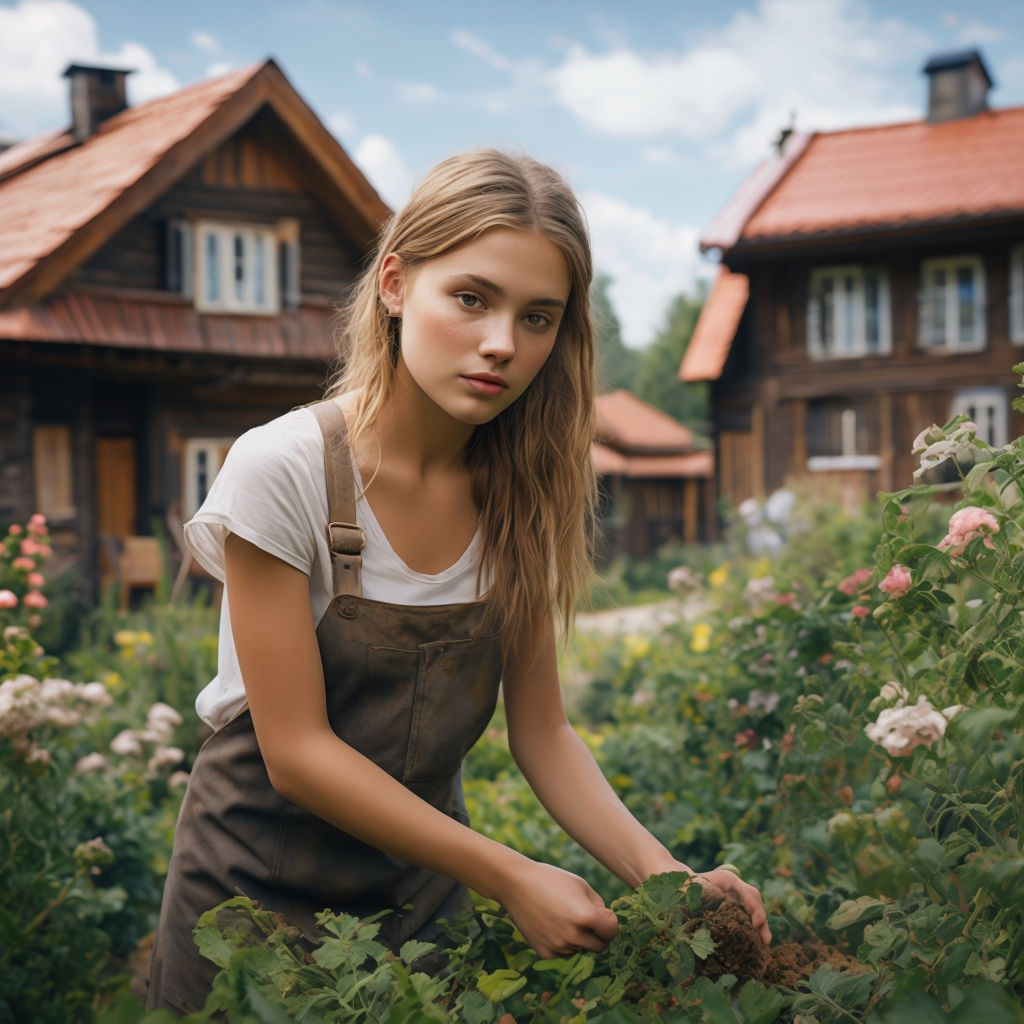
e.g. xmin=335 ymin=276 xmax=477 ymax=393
xmin=96 ymin=438 xmax=136 ymax=581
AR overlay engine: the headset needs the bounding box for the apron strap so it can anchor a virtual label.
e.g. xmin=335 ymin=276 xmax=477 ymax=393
xmin=310 ymin=400 xmax=365 ymax=599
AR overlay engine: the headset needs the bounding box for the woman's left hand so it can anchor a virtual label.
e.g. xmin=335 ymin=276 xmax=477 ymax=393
xmin=668 ymin=863 xmax=772 ymax=945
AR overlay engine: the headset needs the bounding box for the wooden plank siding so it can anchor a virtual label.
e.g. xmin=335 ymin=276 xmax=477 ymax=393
xmin=710 ymin=231 xmax=1024 ymax=510
xmin=72 ymin=117 xmax=364 ymax=304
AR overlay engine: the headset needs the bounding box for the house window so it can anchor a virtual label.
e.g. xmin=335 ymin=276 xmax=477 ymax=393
xmin=33 ymin=425 xmax=75 ymax=520
xmin=195 ymin=223 xmax=279 ymax=314
xmin=807 ymin=266 xmax=891 ymax=358
xmin=183 ymin=438 xmax=234 ymax=517
xmin=805 ymin=399 xmax=881 ymax=471
xmin=918 ymin=256 xmax=986 ymax=351
xmin=1010 ymin=245 xmax=1024 ymax=345
xmin=951 ymin=388 xmax=1008 ymax=448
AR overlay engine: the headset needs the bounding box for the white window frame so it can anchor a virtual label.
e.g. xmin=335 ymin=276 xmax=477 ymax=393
xmin=1010 ymin=245 xmax=1024 ymax=345
xmin=195 ymin=222 xmax=279 ymax=315
xmin=806 ymin=405 xmax=881 ymax=472
xmin=807 ymin=265 xmax=892 ymax=359
xmin=951 ymin=388 xmax=1008 ymax=449
xmin=183 ymin=437 xmax=234 ymax=517
xmin=918 ymin=255 xmax=986 ymax=352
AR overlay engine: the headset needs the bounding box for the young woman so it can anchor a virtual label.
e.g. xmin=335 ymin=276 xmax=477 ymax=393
xmin=147 ymin=148 xmax=769 ymax=1014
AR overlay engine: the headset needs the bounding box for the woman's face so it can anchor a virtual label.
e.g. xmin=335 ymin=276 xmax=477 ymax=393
xmin=379 ymin=227 xmax=570 ymax=428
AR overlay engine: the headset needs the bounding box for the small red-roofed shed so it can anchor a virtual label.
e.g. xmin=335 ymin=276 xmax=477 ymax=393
xmin=682 ymin=48 xmax=1024 ymax=512
xmin=593 ymin=390 xmax=713 ymax=558
xmin=0 ymin=60 xmax=389 ymax=596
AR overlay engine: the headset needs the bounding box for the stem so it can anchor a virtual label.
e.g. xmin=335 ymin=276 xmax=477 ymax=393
xmin=0 ymin=865 xmax=86 ymax=968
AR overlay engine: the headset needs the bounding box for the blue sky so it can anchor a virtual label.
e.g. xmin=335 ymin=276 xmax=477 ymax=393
xmin=2 ymin=0 xmax=1023 ymax=347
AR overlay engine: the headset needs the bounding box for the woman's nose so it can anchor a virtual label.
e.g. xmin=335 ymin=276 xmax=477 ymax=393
xmin=478 ymin=318 xmax=516 ymax=360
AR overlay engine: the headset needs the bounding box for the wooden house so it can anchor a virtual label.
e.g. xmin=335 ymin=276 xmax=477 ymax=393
xmin=593 ymin=389 xmax=713 ymax=558
xmin=681 ymin=49 xmax=1024 ymax=513
xmin=0 ymin=60 xmax=389 ymax=597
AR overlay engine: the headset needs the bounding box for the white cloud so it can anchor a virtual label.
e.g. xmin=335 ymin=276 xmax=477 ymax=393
xmin=955 ymin=19 xmax=1005 ymax=46
xmin=582 ymin=190 xmax=709 ymax=348
xmin=397 ymin=82 xmax=439 ymax=104
xmin=548 ymin=0 xmax=931 ymax=166
xmin=353 ymin=134 xmax=413 ymax=210
xmin=354 ymin=60 xmax=371 ymax=78
xmin=190 ymin=30 xmax=219 ymax=54
xmin=205 ymin=61 xmax=232 ymax=78
xmin=450 ymin=28 xmax=511 ymax=72
xmin=0 ymin=0 xmax=177 ymax=137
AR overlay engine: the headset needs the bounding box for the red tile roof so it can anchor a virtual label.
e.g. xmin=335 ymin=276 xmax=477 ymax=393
xmin=0 ymin=60 xmax=389 ymax=313
xmin=595 ymin=389 xmax=697 ymax=452
xmin=0 ymin=65 xmax=262 ymax=296
xmin=730 ymin=105 xmax=1024 ymax=245
xmin=0 ymin=291 xmax=336 ymax=360
xmin=591 ymin=442 xmax=712 ymax=478
xmin=679 ymin=268 xmax=748 ymax=382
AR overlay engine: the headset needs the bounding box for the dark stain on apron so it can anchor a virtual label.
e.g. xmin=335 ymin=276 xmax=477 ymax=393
xmin=146 ymin=401 xmax=502 ymax=1014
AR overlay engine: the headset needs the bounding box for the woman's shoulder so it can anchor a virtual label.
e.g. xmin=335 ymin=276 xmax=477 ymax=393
xmin=227 ymin=405 xmax=325 ymax=478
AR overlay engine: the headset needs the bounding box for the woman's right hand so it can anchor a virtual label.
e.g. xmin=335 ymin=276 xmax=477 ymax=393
xmin=496 ymin=860 xmax=619 ymax=959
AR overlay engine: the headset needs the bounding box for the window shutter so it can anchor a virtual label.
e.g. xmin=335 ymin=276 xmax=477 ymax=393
xmin=166 ymin=219 xmax=194 ymax=299
xmin=917 ymin=284 xmax=934 ymax=347
xmin=1011 ymin=251 xmax=1024 ymax=343
xmin=806 ymin=291 xmax=821 ymax=355
xmin=279 ymin=239 xmax=301 ymax=311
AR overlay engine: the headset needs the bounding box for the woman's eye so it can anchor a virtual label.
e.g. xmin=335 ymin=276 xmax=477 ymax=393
xmin=456 ymin=293 xmax=481 ymax=309
xmin=525 ymin=312 xmax=552 ymax=328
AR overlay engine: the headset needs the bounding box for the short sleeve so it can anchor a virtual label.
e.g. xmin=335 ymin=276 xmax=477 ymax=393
xmin=183 ymin=409 xmax=326 ymax=581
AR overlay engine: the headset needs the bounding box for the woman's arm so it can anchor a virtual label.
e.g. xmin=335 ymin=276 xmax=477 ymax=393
xmin=223 ymin=533 xmax=617 ymax=958
xmin=503 ymin=620 xmax=771 ymax=944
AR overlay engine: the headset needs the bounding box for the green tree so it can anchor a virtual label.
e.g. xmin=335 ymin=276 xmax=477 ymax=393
xmin=590 ymin=274 xmax=637 ymax=394
xmin=633 ymin=288 xmax=709 ymax=431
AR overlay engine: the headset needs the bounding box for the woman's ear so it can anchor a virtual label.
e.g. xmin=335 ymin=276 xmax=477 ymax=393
xmin=378 ymin=253 xmax=404 ymax=317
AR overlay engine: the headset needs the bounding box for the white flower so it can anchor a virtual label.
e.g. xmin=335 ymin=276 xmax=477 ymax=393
xmin=149 ymin=745 xmax=184 ymax=769
xmin=864 ymin=696 xmax=961 ymax=757
xmin=168 ymin=770 xmax=191 ymax=788
xmin=78 ymin=682 xmax=112 ymax=705
xmin=110 ymin=730 xmax=144 ymax=757
xmin=736 ymin=497 xmax=762 ymax=526
xmin=75 ymin=752 xmax=109 ymax=774
xmin=25 ymin=745 xmax=52 ymax=765
xmin=39 ymin=678 xmax=75 ymax=702
xmin=146 ymin=702 xmax=183 ymax=740
xmin=746 ymin=526 xmax=784 ymax=554
xmin=764 ymin=488 xmax=797 ymax=525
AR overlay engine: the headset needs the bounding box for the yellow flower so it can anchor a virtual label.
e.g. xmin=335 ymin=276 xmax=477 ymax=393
xmin=690 ymin=622 xmax=712 ymax=653
xmin=708 ymin=563 xmax=730 ymax=588
xmin=623 ymin=634 xmax=650 ymax=659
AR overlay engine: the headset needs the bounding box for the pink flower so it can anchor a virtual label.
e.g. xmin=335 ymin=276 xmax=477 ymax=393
xmin=938 ymin=506 xmax=999 ymax=557
xmin=11 ymin=556 xmax=34 ymax=571
xmin=36 ymin=544 xmax=52 ymax=558
xmin=27 ymin=572 xmax=45 ymax=588
xmin=22 ymin=591 xmax=48 ymax=609
xmin=8 ymin=524 xmax=22 ymax=536
xmin=838 ymin=568 xmax=872 ymax=595
xmin=0 ymin=589 xmax=18 ymax=609
xmin=19 ymin=538 xmax=40 ymax=556
xmin=851 ymin=604 xmax=870 ymax=618
xmin=734 ymin=729 xmax=759 ymax=751
xmin=27 ymin=514 xmax=47 ymax=535
xmin=879 ymin=564 xmax=912 ymax=599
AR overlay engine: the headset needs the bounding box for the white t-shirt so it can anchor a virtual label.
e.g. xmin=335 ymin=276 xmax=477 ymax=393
xmin=185 ymin=406 xmax=485 ymax=730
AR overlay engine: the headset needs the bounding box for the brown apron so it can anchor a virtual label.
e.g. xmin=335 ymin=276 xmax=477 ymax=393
xmin=147 ymin=401 xmax=502 ymax=1013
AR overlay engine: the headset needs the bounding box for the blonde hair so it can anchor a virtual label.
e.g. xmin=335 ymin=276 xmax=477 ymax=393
xmin=328 ymin=148 xmax=596 ymax=661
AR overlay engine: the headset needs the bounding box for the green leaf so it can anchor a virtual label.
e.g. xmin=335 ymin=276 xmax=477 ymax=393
xmin=737 ymin=981 xmax=789 ymax=1024
xmin=398 ymin=938 xmax=436 ymax=965
xmin=949 ymin=706 xmax=1018 ymax=747
xmin=826 ymin=896 xmax=887 ymax=930
xmin=193 ymin=924 xmax=237 ymax=969
xmin=476 ymin=968 xmax=528 ymax=1002
xmin=686 ymin=925 xmax=716 ymax=960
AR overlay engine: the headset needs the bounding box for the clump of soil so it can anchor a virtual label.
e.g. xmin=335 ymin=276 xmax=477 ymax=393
xmin=693 ymin=893 xmax=867 ymax=989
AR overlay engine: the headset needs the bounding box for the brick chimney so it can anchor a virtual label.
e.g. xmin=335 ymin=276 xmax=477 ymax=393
xmin=923 ymin=49 xmax=993 ymax=123
xmin=63 ymin=63 xmax=133 ymax=141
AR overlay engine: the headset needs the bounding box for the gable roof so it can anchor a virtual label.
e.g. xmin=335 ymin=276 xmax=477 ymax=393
xmin=592 ymin=389 xmax=712 ymax=478
xmin=0 ymin=59 xmax=389 ymax=312
xmin=704 ymin=103 xmax=1024 ymax=251
xmin=679 ymin=267 xmax=748 ymax=382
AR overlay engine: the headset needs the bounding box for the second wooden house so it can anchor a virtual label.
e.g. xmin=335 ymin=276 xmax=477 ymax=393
xmin=681 ymin=49 xmax=1024 ymax=511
